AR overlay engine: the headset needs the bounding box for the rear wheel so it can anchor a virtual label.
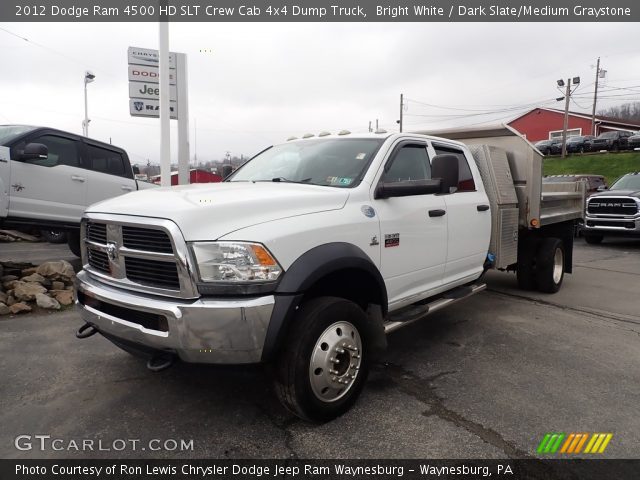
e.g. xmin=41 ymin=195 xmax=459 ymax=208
xmin=535 ymin=238 xmax=565 ymax=293
xmin=273 ymin=297 xmax=369 ymax=422
xmin=584 ymin=234 xmax=604 ymax=245
xmin=517 ymin=238 xmax=538 ymax=290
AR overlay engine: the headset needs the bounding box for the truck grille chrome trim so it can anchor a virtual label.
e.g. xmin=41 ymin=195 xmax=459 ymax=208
xmin=81 ymin=213 xmax=199 ymax=299
xmin=587 ymin=197 xmax=639 ymax=216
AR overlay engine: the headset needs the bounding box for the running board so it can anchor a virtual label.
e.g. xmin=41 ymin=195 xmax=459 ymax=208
xmin=383 ymin=283 xmax=487 ymax=334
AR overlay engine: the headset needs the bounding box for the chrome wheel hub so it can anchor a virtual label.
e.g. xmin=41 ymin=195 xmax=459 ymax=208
xmin=553 ymin=248 xmax=564 ymax=284
xmin=309 ymin=321 xmax=363 ymax=403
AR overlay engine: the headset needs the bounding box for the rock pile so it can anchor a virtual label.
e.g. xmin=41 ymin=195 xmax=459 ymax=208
xmin=0 ymin=260 xmax=76 ymax=315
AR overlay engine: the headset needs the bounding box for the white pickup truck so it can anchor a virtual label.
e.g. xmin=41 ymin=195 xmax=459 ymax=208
xmin=75 ymin=125 xmax=585 ymax=421
xmin=0 ymin=125 xmax=155 ymax=255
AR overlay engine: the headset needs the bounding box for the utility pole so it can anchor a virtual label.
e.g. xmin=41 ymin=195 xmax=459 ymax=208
xmin=159 ymin=22 xmax=171 ymax=187
xmin=399 ymin=93 xmax=404 ymax=133
xmin=591 ymin=57 xmax=601 ymax=136
xmin=368 ymin=121 xmax=372 ymax=133
xmin=561 ymin=80 xmax=571 ymax=158
xmin=376 ymin=119 xmax=379 ymax=131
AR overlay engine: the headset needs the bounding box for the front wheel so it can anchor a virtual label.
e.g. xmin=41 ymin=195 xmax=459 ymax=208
xmin=536 ymin=238 xmax=565 ymax=293
xmin=584 ymin=234 xmax=604 ymax=245
xmin=273 ymin=297 xmax=369 ymax=422
xmin=67 ymin=231 xmax=81 ymax=257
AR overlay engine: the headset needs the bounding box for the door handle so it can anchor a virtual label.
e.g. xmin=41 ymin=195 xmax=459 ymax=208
xmin=71 ymin=175 xmax=86 ymax=182
xmin=121 ymin=186 xmax=133 ymax=191
xmin=477 ymin=204 xmax=490 ymax=212
xmin=429 ymin=209 xmax=446 ymax=217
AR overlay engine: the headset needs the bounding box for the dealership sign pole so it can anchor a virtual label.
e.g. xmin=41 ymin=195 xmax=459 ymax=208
xmin=128 ymin=39 xmax=190 ymax=186
xmin=158 ymin=23 xmax=171 ymax=187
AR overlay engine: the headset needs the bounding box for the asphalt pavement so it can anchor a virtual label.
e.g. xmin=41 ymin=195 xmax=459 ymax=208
xmin=1 ymin=238 xmax=638 ymax=460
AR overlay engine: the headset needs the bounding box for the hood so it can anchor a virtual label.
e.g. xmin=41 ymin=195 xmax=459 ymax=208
xmin=589 ymin=190 xmax=640 ymax=199
xmin=86 ymin=182 xmax=349 ymax=240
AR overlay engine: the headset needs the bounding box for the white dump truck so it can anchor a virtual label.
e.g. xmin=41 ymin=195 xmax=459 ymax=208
xmin=75 ymin=125 xmax=585 ymax=421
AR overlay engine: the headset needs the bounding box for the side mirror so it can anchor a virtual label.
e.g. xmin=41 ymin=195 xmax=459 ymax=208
xmin=431 ymin=154 xmax=460 ymax=194
xmin=375 ymin=179 xmax=442 ymax=199
xmin=132 ymin=165 xmax=140 ymax=175
xmin=19 ymin=143 xmax=48 ymax=161
xmin=597 ymin=185 xmax=607 ymax=192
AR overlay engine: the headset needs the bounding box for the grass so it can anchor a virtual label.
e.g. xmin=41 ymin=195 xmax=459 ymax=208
xmin=543 ymin=151 xmax=640 ymax=185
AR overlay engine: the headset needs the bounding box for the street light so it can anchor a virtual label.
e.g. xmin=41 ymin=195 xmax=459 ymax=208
xmin=83 ymin=70 xmax=95 ymax=137
xmin=556 ymin=76 xmax=580 ymax=158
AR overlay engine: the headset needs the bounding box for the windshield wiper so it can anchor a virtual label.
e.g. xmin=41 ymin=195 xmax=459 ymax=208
xmin=270 ymin=177 xmax=312 ymax=184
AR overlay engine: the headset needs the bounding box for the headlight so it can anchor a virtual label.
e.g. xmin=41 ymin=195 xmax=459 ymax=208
xmin=190 ymin=242 xmax=282 ymax=283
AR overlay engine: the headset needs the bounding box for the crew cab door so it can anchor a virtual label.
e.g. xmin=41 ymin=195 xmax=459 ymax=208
xmin=82 ymin=141 xmax=137 ymax=206
xmin=430 ymin=142 xmax=491 ymax=285
xmin=373 ymin=140 xmax=447 ymax=306
xmin=8 ymin=132 xmax=86 ymax=222
xmin=0 ymin=146 xmax=10 ymax=218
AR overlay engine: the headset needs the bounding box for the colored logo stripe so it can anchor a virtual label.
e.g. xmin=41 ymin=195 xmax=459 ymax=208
xmin=538 ymin=433 xmax=612 ymax=454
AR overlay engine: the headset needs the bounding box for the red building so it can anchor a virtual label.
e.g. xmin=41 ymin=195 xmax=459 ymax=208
xmin=151 ymin=168 xmax=222 ymax=185
xmin=508 ymin=107 xmax=640 ymax=142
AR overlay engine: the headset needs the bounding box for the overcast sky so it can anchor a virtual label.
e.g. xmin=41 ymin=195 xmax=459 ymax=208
xmin=1 ymin=22 xmax=639 ymax=165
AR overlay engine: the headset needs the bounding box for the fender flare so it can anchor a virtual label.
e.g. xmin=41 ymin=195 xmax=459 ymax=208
xmin=262 ymin=242 xmax=388 ymax=361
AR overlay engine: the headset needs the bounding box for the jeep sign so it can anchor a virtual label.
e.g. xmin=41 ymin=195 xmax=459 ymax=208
xmin=129 ymin=82 xmax=177 ymax=101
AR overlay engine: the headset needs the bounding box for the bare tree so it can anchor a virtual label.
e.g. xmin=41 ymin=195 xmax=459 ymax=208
xmin=598 ymin=102 xmax=640 ymax=123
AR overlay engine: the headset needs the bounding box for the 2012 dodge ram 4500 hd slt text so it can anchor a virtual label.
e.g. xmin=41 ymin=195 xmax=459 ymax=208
xmin=75 ymin=126 xmax=585 ymax=421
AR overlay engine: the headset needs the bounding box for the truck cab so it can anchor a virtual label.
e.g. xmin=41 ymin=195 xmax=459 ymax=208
xmin=0 ymin=125 xmax=154 ymax=254
xmin=75 ymin=128 xmax=583 ymax=421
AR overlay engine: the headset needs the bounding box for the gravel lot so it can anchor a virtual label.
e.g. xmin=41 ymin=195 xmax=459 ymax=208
xmin=1 ymin=238 xmax=639 ymax=459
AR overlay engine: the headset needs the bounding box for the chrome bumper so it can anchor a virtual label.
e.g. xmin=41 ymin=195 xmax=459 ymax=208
xmin=583 ymin=216 xmax=640 ymax=233
xmin=75 ymin=271 xmax=275 ymax=364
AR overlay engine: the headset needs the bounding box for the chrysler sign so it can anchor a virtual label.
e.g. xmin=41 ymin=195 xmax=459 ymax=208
xmin=128 ymin=46 xmax=176 ymax=69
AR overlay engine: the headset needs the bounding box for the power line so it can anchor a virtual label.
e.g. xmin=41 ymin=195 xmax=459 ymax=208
xmin=0 ymin=26 xmax=116 ymax=78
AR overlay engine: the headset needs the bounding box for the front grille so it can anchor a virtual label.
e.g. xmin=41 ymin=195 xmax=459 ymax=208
xmin=86 ymin=222 xmax=107 ymax=244
xmin=122 ymin=226 xmax=173 ymax=253
xmin=125 ymin=257 xmax=180 ymax=290
xmin=587 ymin=198 xmax=638 ymax=216
xmin=87 ymin=249 xmax=109 ymax=274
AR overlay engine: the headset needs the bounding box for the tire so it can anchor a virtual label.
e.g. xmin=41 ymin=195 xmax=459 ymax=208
xmin=67 ymin=231 xmax=81 ymax=257
xmin=584 ymin=234 xmax=604 ymax=245
xmin=273 ymin=296 xmax=370 ymax=422
xmin=535 ymin=238 xmax=565 ymax=294
xmin=40 ymin=229 xmax=68 ymax=244
xmin=579 ymin=146 xmax=585 ymax=154
xmin=517 ymin=238 xmax=538 ymax=291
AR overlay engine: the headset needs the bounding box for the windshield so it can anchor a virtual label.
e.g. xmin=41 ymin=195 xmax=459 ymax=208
xmin=598 ymin=132 xmax=617 ymax=139
xmin=567 ymin=136 xmax=582 ymax=142
xmin=610 ymin=174 xmax=640 ymax=190
xmin=0 ymin=125 xmax=36 ymax=145
xmin=228 ymin=138 xmax=384 ymax=187
xmin=536 ymin=141 xmax=551 ymax=146
xmin=544 ymin=176 xmax=575 ymax=183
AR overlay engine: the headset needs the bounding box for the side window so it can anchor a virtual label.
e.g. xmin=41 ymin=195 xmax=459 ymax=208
xmin=382 ymin=144 xmax=430 ymax=182
xmin=87 ymin=144 xmax=127 ymax=177
xmin=21 ymin=135 xmax=80 ymax=168
xmin=433 ymin=144 xmax=476 ymax=192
